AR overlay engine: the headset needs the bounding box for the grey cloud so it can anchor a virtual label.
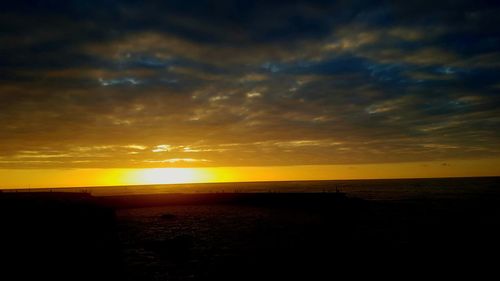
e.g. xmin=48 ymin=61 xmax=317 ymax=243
xmin=1 ymin=1 xmax=499 ymax=168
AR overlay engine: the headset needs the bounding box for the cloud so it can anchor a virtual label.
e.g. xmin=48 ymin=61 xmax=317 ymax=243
xmin=144 ymin=158 xmax=210 ymax=163
xmin=0 ymin=1 xmax=499 ymax=168
xmin=152 ymin=145 xmax=172 ymax=153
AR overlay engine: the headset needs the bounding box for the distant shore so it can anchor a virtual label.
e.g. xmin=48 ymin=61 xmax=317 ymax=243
xmin=1 ymin=176 xmax=498 ymax=199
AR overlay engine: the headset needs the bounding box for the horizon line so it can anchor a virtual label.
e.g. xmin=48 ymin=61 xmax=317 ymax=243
xmin=1 ymin=175 xmax=498 ymax=191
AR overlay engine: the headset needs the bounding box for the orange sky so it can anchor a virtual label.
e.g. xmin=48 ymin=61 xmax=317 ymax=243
xmin=2 ymin=2 xmax=500 ymax=189
xmin=1 ymin=158 xmax=499 ymax=189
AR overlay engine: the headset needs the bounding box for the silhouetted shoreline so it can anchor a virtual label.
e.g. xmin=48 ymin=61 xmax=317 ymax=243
xmin=3 ymin=176 xmax=498 ymax=197
xmin=0 ymin=191 xmax=121 ymax=281
xmin=96 ymin=191 xmax=349 ymax=209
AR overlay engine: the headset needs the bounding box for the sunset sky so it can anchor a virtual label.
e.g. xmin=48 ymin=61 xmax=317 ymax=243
xmin=1 ymin=1 xmax=499 ymax=187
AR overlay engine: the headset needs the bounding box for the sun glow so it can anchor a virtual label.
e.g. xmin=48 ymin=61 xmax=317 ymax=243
xmin=0 ymin=158 xmax=499 ymax=189
xmin=125 ymin=168 xmax=216 ymax=185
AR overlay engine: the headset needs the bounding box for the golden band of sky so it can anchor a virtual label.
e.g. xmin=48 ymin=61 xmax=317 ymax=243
xmin=1 ymin=158 xmax=499 ymax=189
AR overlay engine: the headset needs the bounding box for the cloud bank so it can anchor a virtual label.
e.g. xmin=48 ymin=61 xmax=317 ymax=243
xmin=1 ymin=0 xmax=499 ymax=168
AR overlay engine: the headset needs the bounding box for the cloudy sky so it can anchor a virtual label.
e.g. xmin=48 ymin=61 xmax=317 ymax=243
xmin=1 ymin=1 xmax=499 ymax=176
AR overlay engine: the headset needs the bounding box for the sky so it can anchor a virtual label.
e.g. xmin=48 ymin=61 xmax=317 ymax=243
xmin=1 ymin=1 xmax=500 ymax=187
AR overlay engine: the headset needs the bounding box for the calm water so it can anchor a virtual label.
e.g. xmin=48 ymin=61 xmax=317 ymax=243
xmin=8 ymin=177 xmax=499 ymax=200
xmin=113 ymin=177 xmax=500 ymax=280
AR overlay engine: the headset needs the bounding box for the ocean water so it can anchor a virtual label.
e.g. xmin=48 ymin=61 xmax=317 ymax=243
xmin=113 ymin=177 xmax=500 ymax=280
xmin=3 ymin=177 xmax=498 ymax=280
xmin=10 ymin=177 xmax=499 ymax=200
xmin=116 ymin=204 xmax=327 ymax=281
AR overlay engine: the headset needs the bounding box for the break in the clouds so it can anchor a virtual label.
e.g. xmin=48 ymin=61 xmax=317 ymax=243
xmin=1 ymin=0 xmax=499 ymax=168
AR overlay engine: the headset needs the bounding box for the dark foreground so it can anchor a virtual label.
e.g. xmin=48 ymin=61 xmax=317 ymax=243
xmin=1 ymin=189 xmax=499 ymax=280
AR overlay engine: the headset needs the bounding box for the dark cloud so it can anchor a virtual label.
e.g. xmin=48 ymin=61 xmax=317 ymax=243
xmin=1 ymin=0 xmax=499 ymax=168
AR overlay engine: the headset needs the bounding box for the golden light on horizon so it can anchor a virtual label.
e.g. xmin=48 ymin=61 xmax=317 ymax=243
xmin=0 ymin=158 xmax=499 ymax=189
xmin=124 ymin=168 xmax=216 ymax=185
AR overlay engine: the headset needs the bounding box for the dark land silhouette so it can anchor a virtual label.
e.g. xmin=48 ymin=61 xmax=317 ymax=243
xmin=1 ymin=178 xmax=500 ymax=280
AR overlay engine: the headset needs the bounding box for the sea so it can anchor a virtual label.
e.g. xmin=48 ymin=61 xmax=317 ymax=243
xmin=4 ymin=177 xmax=498 ymax=280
